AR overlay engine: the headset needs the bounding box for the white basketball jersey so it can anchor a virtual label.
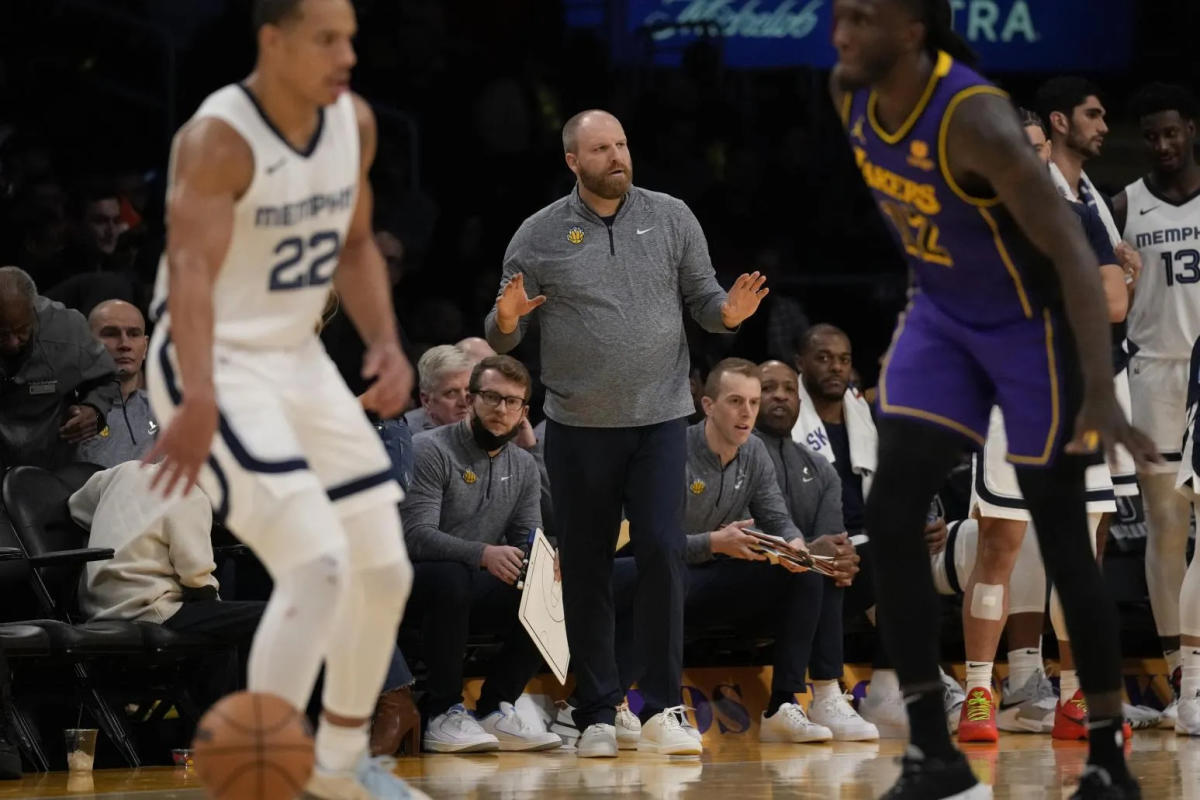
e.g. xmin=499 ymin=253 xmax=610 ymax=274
xmin=1123 ymin=178 xmax=1200 ymax=360
xmin=152 ymin=85 xmax=359 ymax=348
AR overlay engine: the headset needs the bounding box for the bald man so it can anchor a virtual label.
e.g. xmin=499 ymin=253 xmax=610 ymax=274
xmin=485 ymin=108 xmax=769 ymax=757
xmin=456 ymin=337 xmax=495 ymax=367
xmin=0 ymin=266 xmax=118 ymax=469
xmin=78 ymin=299 xmax=156 ymax=467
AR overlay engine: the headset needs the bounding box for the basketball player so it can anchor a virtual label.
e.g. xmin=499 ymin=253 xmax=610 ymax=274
xmin=144 ymin=1 xmax=422 ymax=797
xmin=832 ymin=1 xmax=1157 ymax=798
xmin=1114 ymin=82 xmax=1200 ymax=731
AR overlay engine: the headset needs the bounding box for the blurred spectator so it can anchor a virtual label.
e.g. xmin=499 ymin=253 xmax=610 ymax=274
xmin=403 ymin=344 xmax=472 ymax=432
xmin=71 ymin=180 xmax=126 ymax=271
xmin=0 ymin=266 xmax=118 ymax=468
xmin=455 ymin=336 xmax=494 ymax=366
xmin=77 ymin=299 xmax=155 ymax=467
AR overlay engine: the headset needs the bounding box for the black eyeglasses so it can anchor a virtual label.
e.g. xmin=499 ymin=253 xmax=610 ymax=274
xmin=471 ymin=389 xmax=527 ymax=412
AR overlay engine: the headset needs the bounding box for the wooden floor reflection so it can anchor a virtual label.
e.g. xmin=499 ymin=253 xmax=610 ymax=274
xmin=1 ymin=731 xmax=1196 ymax=799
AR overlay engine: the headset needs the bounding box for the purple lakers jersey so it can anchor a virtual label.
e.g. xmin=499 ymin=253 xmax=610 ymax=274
xmin=844 ymin=52 xmax=1056 ymax=327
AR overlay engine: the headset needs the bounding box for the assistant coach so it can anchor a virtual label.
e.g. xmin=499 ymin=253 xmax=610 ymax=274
xmin=485 ymin=109 xmax=768 ymax=758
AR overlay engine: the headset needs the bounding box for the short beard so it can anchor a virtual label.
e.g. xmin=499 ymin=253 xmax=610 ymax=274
xmin=579 ymin=164 xmax=632 ymax=200
xmin=756 ymin=414 xmax=794 ymax=438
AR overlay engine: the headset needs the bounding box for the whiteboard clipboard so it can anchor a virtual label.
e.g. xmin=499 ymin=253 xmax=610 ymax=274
xmin=518 ymin=529 xmax=570 ymax=685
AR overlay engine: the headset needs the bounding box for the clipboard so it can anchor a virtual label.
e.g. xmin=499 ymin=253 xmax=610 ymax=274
xmin=743 ymin=528 xmax=841 ymax=578
xmin=517 ymin=529 xmax=570 ymax=685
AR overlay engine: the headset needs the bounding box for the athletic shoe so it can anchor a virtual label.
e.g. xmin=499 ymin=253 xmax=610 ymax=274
xmin=550 ymin=700 xmax=581 ymax=747
xmin=1177 ymin=688 xmax=1200 ymax=736
xmin=479 ymin=701 xmax=562 ymax=751
xmin=615 ymin=701 xmax=641 ymax=749
xmin=1053 ymin=690 xmax=1090 ymax=741
xmin=577 ymin=723 xmax=619 ymax=758
xmin=998 ymin=671 xmax=1057 ymax=733
xmin=303 ymin=756 xmax=431 ymax=800
xmin=879 ymin=745 xmax=992 ymax=800
xmin=957 ymin=687 xmax=999 ymax=743
xmin=1161 ymin=667 xmax=1183 ymax=730
xmin=860 ymin=685 xmax=909 ymax=739
xmin=639 ymin=707 xmax=703 ymax=755
xmin=1122 ymin=703 xmax=1162 ymax=731
xmin=808 ymin=693 xmax=879 ymax=741
xmin=759 ymin=702 xmax=833 ymax=743
xmin=942 ymin=669 xmax=967 ymax=735
xmin=1067 ymin=764 xmax=1141 ymax=800
xmin=422 ymin=705 xmax=500 ymax=753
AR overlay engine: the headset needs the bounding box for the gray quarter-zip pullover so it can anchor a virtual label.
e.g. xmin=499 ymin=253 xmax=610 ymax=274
xmin=485 ymin=185 xmax=734 ymax=428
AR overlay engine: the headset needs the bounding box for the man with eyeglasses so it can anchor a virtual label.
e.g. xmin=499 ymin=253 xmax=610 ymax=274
xmin=399 ymin=354 xmax=561 ymax=754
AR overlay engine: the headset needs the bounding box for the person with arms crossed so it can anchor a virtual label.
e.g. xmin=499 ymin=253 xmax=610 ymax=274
xmin=831 ymin=1 xmax=1157 ymax=798
xmin=1114 ymin=82 xmax=1200 ymax=732
xmin=485 ymin=109 xmax=767 ymax=757
xmin=143 ymin=0 xmax=422 ymax=797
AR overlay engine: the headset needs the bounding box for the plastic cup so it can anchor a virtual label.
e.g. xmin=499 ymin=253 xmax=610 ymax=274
xmin=64 ymin=728 xmax=98 ymax=772
xmin=171 ymin=748 xmax=195 ymax=769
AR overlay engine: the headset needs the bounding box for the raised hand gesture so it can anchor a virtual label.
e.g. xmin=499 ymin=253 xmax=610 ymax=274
xmin=721 ymin=270 xmax=769 ymax=329
xmin=495 ymin=273 xmax=547 ymax=334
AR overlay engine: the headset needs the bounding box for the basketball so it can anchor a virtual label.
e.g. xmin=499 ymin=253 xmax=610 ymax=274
xmin=192 ymin=692 xmax=314 ymax=800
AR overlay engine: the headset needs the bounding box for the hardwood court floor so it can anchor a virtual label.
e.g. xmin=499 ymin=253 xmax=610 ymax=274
xmin=1 ymin=731 xmax=1196 ymax=799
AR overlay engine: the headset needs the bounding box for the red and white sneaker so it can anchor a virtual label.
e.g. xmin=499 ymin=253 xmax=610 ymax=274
xmin=1052 ymin=690 xmax=1133 ymax=742
xmin=957 ymin=687 xmax=999 ymax=743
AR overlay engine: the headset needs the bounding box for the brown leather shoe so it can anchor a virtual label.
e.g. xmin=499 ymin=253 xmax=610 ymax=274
xmin=370 ymin=687 xmax=420 ymax=757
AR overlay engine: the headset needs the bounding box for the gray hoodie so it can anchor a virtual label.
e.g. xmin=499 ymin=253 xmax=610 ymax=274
xmin=683 ymin=421 xmax=800 ymax=564
xmin=754 ymin=427 xmax=845 ymax=541
xmin=485 ymin=185 xmax=733 ymax=428
xmin=400 ymin=420 xmax=542 ymax=567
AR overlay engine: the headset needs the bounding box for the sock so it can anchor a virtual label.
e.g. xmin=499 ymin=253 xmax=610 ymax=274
xmin=765 ymin=691 xmax=796 ymax=717
xmin=1060 ymin=669 xmax=1080 ymax=701
xmin=1182 ymin=646 xmax=1200 ymax=696
xmin=812 ymin=680 xmax=841 ymax=703
xmin=965 ymin=662 xmax=992 ymax=693
xmin=1166 ymin=647 xmax=1183 ymax=680
xmin=905 ymin=685 xmax=955 ymax=758
xmin=315 ymin=720 xmax=369 ymax=773
xmin=1085 ymin=715 xmax=1129 ymax=777
xmin=870 ymin=669 xmax=900 ymax=697
xmin=1007 ymin=648 xmax=1043 ymax=689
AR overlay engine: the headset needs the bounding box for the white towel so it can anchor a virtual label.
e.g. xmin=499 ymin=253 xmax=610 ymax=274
xmin=1049 ymin=163 xmax=1121 ymax=246
xmin=791 ymin=378 xmax=878 ymax=498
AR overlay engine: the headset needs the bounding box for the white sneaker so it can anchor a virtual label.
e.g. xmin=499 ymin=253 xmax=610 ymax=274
xmin=303 ymin=756 xmax=431 ymax=799
xmin=578 ymin=723 xmax=619 ymax=758
xmin=807 ymin=693 xmax=880 ymax=741
xmin=638 ymin=707 xmax=703 ymax=755
xmin=997 ymin=671 xmax=1057 ymax=733
xmin=941 ymin=668 xmax=966 ymax=734
xmin=615 ymin=701 xmax=641 ymax=750
xmin=479 ymin=701 xmax=562 ymax=751
xmin=1123 ymin=702 xmax=1163 ymax=730
xmin=859 ymin=686 xmax=908 ymax=739
xmin=1162 ymin=697 xmax=1181 ymax=729
xmin=1177 ymin=689 xmax=1200 ymax=736
xmin=551 ymin=701 xmax=581 ymax=747
xmin=422 ymin=705 xmax=500 ymax=753
xmin=758 ymin=703 xmax=833 ymax=743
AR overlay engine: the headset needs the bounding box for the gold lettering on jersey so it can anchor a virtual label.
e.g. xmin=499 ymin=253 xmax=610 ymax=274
xmin=854 ymin=147 xmax=952 ymax=267
xmin=854 ymin=147 xmax=941 ymax=215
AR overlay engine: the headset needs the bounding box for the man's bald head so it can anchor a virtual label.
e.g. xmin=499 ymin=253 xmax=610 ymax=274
xmin=89 ymin=299 xmax=147 ymax=380
xmin=562 ymin=109 xmax=621 ymax=155
xmin=0 ymin=267 xmax=38 ymax=358
xmin=799 ymin=323 xmax=851 ymax=357
xmin=455 ymin=336 xmax=495 ymax=367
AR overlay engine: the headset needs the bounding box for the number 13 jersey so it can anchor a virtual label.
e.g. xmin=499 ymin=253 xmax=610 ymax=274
xmin=151 ymin=84 xmax=360 ymax=349
xmin=1122 ymin=178 xmax=1200 ymax=360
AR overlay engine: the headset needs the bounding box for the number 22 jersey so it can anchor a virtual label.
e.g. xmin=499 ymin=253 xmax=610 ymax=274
xmin=1122 ymin=178 xmax=1200 ymax=360
xmin=151 ymin=84 xmax=360 ymax=349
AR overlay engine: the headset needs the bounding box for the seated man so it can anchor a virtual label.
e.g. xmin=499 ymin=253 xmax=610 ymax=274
xmin=72 ymin=461 xmax=263 ymax=713
xmin=755 ymin=360 xmax=878 ymax=741
xmin=401 ymin=354 xmax=559 ymax=753
xmin=615 ymin=358 xmax=831 ymax=747
xmin=0 ymin=267 xmax=119 ymax=469
xmin=403 ymin=344 xmax=472 ymax=433
xmin=78 ymin=299 xmax=155 ymax=467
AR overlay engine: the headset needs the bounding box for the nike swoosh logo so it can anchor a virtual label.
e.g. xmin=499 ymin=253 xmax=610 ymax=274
xmin=1139 ymin=206 xmax=1160 ymax=216
xmin=636 ymin=226 xmax=655 ymax=235
xmin=500 ymin=476 xmax=510 ymax=481
xmin=266 ymin=158 xmax=287 ymax=175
